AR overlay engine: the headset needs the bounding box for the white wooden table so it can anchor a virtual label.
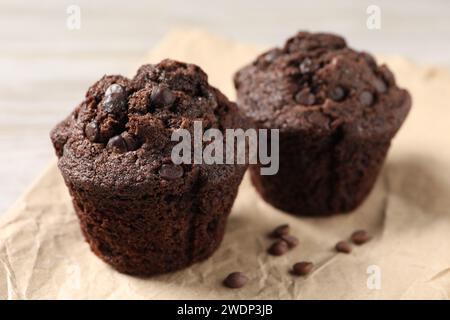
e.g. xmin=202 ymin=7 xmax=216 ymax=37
xmin=1 ymin=0 xmax=449 ymax=215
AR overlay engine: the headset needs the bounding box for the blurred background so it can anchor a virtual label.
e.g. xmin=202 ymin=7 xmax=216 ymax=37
xmin=1 ymin=0 xmax=449 ymax=214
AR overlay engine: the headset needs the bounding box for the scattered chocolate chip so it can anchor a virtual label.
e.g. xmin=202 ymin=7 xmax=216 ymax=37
xmin=103 ymin=84 xmax=127 ymax=114
xmin=359 ymin=90 xmax=374 ymax=106
xmin=270 ymin=224 xmax=290 ymax=238
xmin=121 ymin=132 xmax=139 ymax=151
xmin=292 ymin=261 xmax=314 ymax=276
xmin=329 ymin=86 xmax=346 ymax=101
xmin=223 ymin=272 xmax=248 ymax=289
xmin=85 ymin=120 xmax=99 ymax=142
xmin=159 ymin=164 xmax=184 ymax=180
xmin=335 ymin=241 xmax=352 ymax=254
xmin=295 ymin=89 xmax=315 ymax=105
xmin=373 ymin=78 xmax=387 ymax=93
xmin=351 ymin=230 xmax=371 ymax=245
xmin=280 ymin=234 xmax=299 ymax=248
xmin=107 ymin=135 xmax=128 ymax=153
xmin=268 ymin=240 xmax=289 ymax=256
xmin=299 ymin=58 xmax=313 ymax=74
xmin=151 ymin=85 xmax=175 ymax=107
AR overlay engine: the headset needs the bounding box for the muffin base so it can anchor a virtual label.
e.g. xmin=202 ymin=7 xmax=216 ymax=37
xmin=251 ymin=130 xmax=390 ymax=216
xmin=65 ymin=170 xmax=244 ymax=276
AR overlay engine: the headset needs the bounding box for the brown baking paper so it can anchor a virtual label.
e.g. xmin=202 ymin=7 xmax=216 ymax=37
xmin=2 ymin=28 xmax=450 ymax=300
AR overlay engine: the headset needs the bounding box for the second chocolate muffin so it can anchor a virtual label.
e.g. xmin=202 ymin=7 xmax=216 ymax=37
xmin=51 ymin=59 xmax=247 ymax=276
xmin=234 ymin=32 xmax=411 ymax=216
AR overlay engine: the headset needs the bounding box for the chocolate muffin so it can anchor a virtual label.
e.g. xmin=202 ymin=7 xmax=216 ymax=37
xmin=234 ymin=32 xmax=411 ymax=216
xmin=51 ymin=59 xmax=247 ymax=276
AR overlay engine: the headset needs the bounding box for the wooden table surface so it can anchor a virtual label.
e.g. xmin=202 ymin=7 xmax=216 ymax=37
xmin=1 ymin=0 xmax=449 ymax=215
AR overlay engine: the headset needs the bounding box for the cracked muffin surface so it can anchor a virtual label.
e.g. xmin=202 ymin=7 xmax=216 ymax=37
xmin=50 ymin=59 xmax=247 ymax=276
xmin=52 ymin=59 xmax=245 ymax=193
xmin=234 ymin=32 xmax=411 ymax=216
xmin=234 ymin=31 xmax=410 ymax=137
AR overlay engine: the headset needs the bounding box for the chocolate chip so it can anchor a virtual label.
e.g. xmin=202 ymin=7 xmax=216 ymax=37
xmin=223 ymin=272 xmax=248 ymax=289
xmin=379 ymin=65 xmax=395 ymax=85
xmin=373 ymin=78 xmax=387 ymax=93
xmin=299 ymin=58 xmax=313 ymax=74
xmin=107 ymin=135 xmax=128 ymax=153
xmin=151 ymin=85 xmax=175 ymax=107
xmin=280 ymin=234 xmax=299 ymax=248
xmin=85 ymin=120 xmax=99 ymax=142
xmin=295 ymin=89 xmax=315 ymax=106
xmin=360 ymin=52 xmax=377 ymax=69
xmin=263 ymin=50 xmax=280 ymax=63
xmin=351 ymin=230 xmax=371 ymax=245
xmin=329 ymin=86 xmax=346 ymax=101
xmin=268 ymin=240 xmax=289 ymax=256
xmin=270 ymin=224 xmax=290 ymax=238
xmin=103 ymin=84 xmax=127 ymax=114
xmin=122 ymin=132 xmax=139 ymax=151
xmin=359 ymin=90 xmax=374 ymax=106
xmin=159 ymin=164 xmax=184 ymax=180
xmin=292 ymin=261 xmax=314 ymax=276
xmin=106 ymin=83 xmax=124 ymax=95
xmin=335 ymin=241 xmax=352 ymax=254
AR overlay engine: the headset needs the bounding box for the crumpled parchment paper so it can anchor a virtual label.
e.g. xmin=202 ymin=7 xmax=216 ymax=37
xmin=1 ymin=28 xmax=450 ymax=300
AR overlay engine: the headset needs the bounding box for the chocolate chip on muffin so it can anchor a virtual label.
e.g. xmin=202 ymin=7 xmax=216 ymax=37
xmin=102 ymin=84 xmax=127 ymax=114
xmin=121 ymin=131 xmax=139 ymax=151
xmin=107 ymin=134 xmax=128 ymax=153
xmin=329 ymin=86 xmax=346 ymax=101
xmin=295 ymin=89 xmax=316 ymax=105
xmin=84 ymin=120 xmax=99 ymax=142
xmin=159 ymin=164 xmax=184 ymax=180
xmin=359 ymin=90 xmax=374 ymax=106
xmin=234 ymin=31 xmax=412 ymax=216
xmin=150 ymin=84 xmax=176 ymax=108
xmin=299 ymin=58 xmax=315 ymax=74
xmin=50 ymin=59 xmax=247 ymax=276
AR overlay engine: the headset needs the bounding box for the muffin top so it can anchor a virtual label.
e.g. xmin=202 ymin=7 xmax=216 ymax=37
xmin=234 ymin=32 xmax=411 ymax=137
xmin=51 ymin=59 xmax=245 ymax=192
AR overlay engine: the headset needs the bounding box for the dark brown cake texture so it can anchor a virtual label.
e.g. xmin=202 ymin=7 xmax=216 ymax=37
xmin=51 ymin=59 xmax=247 ymax=276
xmin=234 ymin=32 xmax=411 ymax=216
